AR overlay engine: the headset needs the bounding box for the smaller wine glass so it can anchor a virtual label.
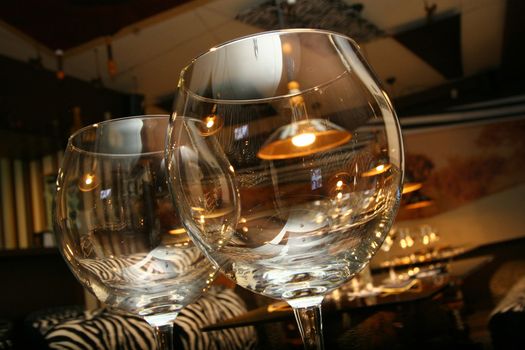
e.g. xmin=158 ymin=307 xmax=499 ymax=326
xmin=419 ymin=224 xmax=439 ymax=254
xmin=54 ymin=115 xmax=217 ymax=350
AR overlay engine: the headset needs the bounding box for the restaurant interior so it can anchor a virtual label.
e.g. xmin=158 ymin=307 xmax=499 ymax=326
xmin=1 ymin=0 xmax=524 ymax=349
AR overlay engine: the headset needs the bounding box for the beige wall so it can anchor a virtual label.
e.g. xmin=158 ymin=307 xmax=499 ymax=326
xmin=373 ymin=183 xmax=525 ymax=264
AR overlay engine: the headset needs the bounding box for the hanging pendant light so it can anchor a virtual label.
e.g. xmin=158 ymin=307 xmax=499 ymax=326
xmin=402 ymin=181 xmax=423 ymax=195
xmin=357 ymin=131 xmax=392 ymax=177
xmin=402 ymin=189 xmax=433 ymax=210
xmin=257 ymin=81 xmax=351 ymax=160
xmin=401 ymin=171 xmax=423 ymax=195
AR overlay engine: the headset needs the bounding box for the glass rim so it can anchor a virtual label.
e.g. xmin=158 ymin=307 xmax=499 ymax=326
xmin=68 ymin=114 xmax=169 ymax=157
xmin=178 ymin=28 xmax=359 ymax=105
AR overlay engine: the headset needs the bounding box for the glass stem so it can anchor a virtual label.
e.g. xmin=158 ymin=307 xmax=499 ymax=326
xmin=153 ymin=323 xmax=174 ymax=350
xmin=292 ymin=304 xmax=325 ymax=350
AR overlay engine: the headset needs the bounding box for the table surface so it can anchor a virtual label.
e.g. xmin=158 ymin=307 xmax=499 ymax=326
xmin=202 ymin=255 xmax=493 ymax=331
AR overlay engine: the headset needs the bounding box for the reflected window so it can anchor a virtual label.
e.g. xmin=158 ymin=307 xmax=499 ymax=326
xmin=234 ymin=124 xmax=249 ymax=140
xmin=100 ymin=188 xmax=111 ymax=199
xmin=311 ymin=168 xmax=322 ymax=190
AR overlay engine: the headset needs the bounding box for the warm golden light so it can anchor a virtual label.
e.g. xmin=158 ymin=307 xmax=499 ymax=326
xmin=257 ymin=127 xmax=351 ymax=160
xmin=267 ymin=301 xmax=290 ymax=313
xmin=336 ymin=180 xmax=343 ymax=188
xmin=79 ymin=173 xmax=99 ymax=192
xmin=257 ymin=79 xmax=351 ymax=160
xmin=282 ymin=42 xmax=293 ymax=54
xmin=402 ymin=182 xmax=423 ymax=195
xmin=362 ymin=163 xmax=392 ymax=177
xmin=200 ymin=112 xmax=223 ymax=135
xmin=291 ymin=132 xmax=316 ymax=147
xmin=404 ymin=200 xmax=433 ymax=210
xmin=168 ymin=228 xmax=186 ymax=235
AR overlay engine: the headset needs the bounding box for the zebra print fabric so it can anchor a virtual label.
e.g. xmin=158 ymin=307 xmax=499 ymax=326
xmin=29 ymin=287 xmax=256 ymax=350
xmin=78 ymin=244 xmax=206 ymax=285
xmin=44 ymin=309 xmax=155 ymax=350
xmin=174 ymin=288 xmax=257 ymax=350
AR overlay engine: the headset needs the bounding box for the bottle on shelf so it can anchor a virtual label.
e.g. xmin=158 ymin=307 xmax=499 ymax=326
xmin=29 ymin=158 xmax=47 ymax=246
xmin=0 ymin=158 xmax=17 ymax=249
xmin=13 ymin=159 xmax=32 ymax=249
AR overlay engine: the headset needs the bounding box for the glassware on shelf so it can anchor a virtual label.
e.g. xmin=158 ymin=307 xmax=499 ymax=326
xmin=419 ymin=224 xmax=439 ymax=255
xmin=54 ymin=115 xmax=217 ymax=350
xmin=380 ymin=227 xmax=399 ymax=283
xmin=166 ymin=29 xmax=404 ymax=350
xmin=398 ymin=227 xmax=415 ymax=250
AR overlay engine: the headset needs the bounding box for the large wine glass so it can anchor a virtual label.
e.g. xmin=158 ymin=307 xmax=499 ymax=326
xmin=54 ymin=115 xmax=217 ymax=350
xmin=166 ymin=29 xmax=404 ymax=350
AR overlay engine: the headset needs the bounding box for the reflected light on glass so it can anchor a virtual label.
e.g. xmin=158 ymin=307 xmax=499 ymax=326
xmin=200 ymin=113 xmax=223 ymax=136
xmin=257 ymin=80 xmax=351 ymax=160
xmin=257 ymin=119 xmax=351 ymax=160
xmin=291 ymin=132 xmax=316 ymax=147
xmin=79 ymin=173 xmax=99 ymax=192
xmin=168 ymin=228 xmax=186 ymax=235
xmin=362 ymin=163 xmax=391 ymax=177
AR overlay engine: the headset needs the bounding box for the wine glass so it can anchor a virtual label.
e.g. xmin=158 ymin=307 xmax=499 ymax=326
xmin=54 ymin=115 xmax=217 ymax=350
xmin=166 ymin=29 xmax=404 ymax=349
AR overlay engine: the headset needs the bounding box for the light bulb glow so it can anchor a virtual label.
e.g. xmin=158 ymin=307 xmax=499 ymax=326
xmin=362 ymin=163 xmax=391 ymax=177
xmin=291 ymin=132 xmax=316 ymax=147
xmin=79 ymin=173 xmax=98 ymax=192
xmin=169 ymin=228 xmax=186 ymax=235
xmin=205 ymin=117 xmax=215 ymax=128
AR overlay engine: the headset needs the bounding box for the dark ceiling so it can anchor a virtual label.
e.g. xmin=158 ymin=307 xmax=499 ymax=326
xmin=2 ymin=0 xmax=525 ymax=115
xmin=0 ymin=0 xmax=191 ymax=50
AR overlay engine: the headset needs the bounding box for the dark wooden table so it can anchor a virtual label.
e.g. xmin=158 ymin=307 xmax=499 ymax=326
xmin=203 ymin=257 xmax=492 ymax=332
xmin=202 ymin=256 xmax=493 ymax=349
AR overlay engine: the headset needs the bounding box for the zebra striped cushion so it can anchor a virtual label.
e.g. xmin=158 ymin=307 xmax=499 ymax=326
xmin=29 ymin=287 xmax=257 ymax=350
xmin=43 ymin=310 xmax=155 ymax=350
